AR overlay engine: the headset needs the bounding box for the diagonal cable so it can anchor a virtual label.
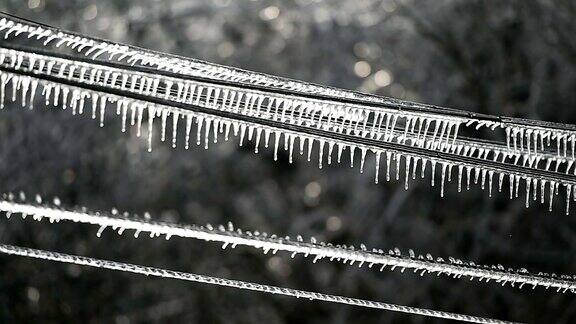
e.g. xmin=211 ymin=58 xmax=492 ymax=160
xmin=0 ymin=243 xmax=519 ymax=324
xmin=2 ymin=196 xmax=574 ymax=294
xmin=0 ymin=38 xmax=575 ymax=212
xmin=1 ymin=11 xmax=574 ymax=154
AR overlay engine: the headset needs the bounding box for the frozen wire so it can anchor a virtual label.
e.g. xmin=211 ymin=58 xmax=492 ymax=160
xmin=1 ymin=66 xmax=575 ymax=212
xmin=2 ymin=199 xmax=575 ymax=293
xmin=0 ymin=243 xmax=518 ymax=324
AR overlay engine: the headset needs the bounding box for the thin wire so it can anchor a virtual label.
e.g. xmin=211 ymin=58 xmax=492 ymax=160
xmin=2 ymin=200 xmax=574 ymax=293
xmin=0 ymin=243 xmax=519 ymax=324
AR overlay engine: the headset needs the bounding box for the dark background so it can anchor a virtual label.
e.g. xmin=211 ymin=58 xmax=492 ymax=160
xmin=1 ymin=0 xmax=576 ymax=323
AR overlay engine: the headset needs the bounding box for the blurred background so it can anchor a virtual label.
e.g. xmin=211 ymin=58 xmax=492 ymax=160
xmin=1 ymin=0 xmax=576 ymax=323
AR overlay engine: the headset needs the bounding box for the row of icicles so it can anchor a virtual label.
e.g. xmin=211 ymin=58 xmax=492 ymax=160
xmin=2 ymin=14 xmax=576 ymax=161
xmin=1 ymin=69 xmax=576 ymax=213
xmin=3 ymin=46 xmax=575 ymax=175
xmin=1 ymin=46 xmax=575 ymax=185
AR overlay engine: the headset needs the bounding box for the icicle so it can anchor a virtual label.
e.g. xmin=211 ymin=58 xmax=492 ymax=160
xmin=421 ymin=158 xmax=427 ymax=178
xmin=359 ymin=148 xmax=367 ymax=173
xmin=298 ymin=136 xmax=305 ymax=155
xmin=474 ymin=167 xmax=480 ymax=185
xmin=395 ymin=154 xmax=401 ymax=181
xmin=509 ymin=174 xmax=514 ymax=199
xmin=224 ymin=121 xmax=232 ymax=142
xmin=185 ymin=113 xmax=193 ymax=149
xmin=405 ymin=155 xmax=411 ymax=190
xmin=244 ymin=124 xmax=254 ymax=145
xmin=488 ymin=171 xmax=494 ymax=197
xmin=318 ymin=140 xmax=325 ymax=169
xmin=196 ymin=116 xmax=204 ymax=146
xmin=288 ymin=134 xmax=295 ymax=163
xmin=213 ymin=120 xmax=220 ymax=144
xmin=96 ymin=225 xmax=106 ymax=238
xmin=307 ymin=138 xmax=314 ymax=162
xmin=412 ymin=157 xmax=419 ymax=180
xmin=349 ymin=146 xmax=355 ymax=168
xmin=130 ymin=102 xmax=137 ymax=126
xmin=78 ymin=91 xmax=85 ymax=114
xmin=327 ymin=142 xmax=334 ymax=165
xmin=160 ymin=109 xmax=168 ymax=142
xmin=204 ymin=118 xmax=211 ymax=149
xmin=0 ymin=73 xmax=7 ymax=109
xmin=431 ymin=160 xmax=437 ymax=187
xmin=53 ymin=84 xmax=60 ymax=107
xmin=147 ymin=106 xmax=156 ymax=152
xmin=11 ymin=75 xmax=20 ymax=103
xmin=255 ymin=128 xmax=262 ymax=154
xmin=525 ymin=178 xmax=531 ymax=208
xmin=549 ymin=181 xmax=555 ymax=211
xmin=386 ymin=152 xmax=392 ymax=182
xmin=42 ymin=84 xmax=51 ymax=106
xmin=136 ymin=105 xmax=144 ymax=137
xmin=20 ymin=77 xmax=29 ymax=107
xmin=29 ymin=79 xmax=37 ymax=110
xmin=99 ymin=95 xmax=106 ymax=127
xmin=164 ymin=80 xmax=173 ymax=100
xmin=457 ymin=165 xmax=463 ymax=192
xmin=91 ymin=93 xmax=98 ymax=119
xmin=274 ymin=132 xmax=280 ymax=161
xmin=374 ymin=151 xmax=381 ymax=184
xmin=567 ymin=185 xmax=572 ymax=215
xmin=440 ymin=163 xmax=447 ymax=197
xmin=172 ymin=111 xmax=179 ymax=148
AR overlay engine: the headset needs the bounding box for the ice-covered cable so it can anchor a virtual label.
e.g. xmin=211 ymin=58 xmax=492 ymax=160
xmin=2 ymin=15 xmax=576 ymax=212
xmin=1 ymin=59 xmax=575 ymax=212
xmin=1 ymin=12 xmax=575 ymax=161
xmin=2 ymin=46 xmax=573 ymax=177
xmin=0 ymin=243 xmax=518 ymax=324
xmin=2 ymin=197 xmax=575 ymax=293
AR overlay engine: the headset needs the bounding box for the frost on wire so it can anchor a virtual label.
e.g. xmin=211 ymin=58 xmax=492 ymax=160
xmin=2 ymin=194 xmax=576 ymax=294
xmin=0 ymin=13 xmax=573 ymax=324
xmin=0 ymin=243 xmax=516 ymax=324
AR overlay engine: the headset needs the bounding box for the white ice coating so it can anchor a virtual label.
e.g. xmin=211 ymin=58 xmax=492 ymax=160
xmin=0 ymin=47 xmax=469 ymax=155
xmin=2 ymin=15 xmax=575 ymax=159
xmin=1 ymin=67 xmax=575 ymax=213
xmin=0 ymin=244 xmax=515 ymax=324
xmin=1 ymin=48 xmax=574 ymax=180
xmin=1 ymin=199 xmax=576 ymax=294
xmin=0 ymin=19 xmax=495 ymax=140
xmin=0 ymin=16 xmax=465 ymax=112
